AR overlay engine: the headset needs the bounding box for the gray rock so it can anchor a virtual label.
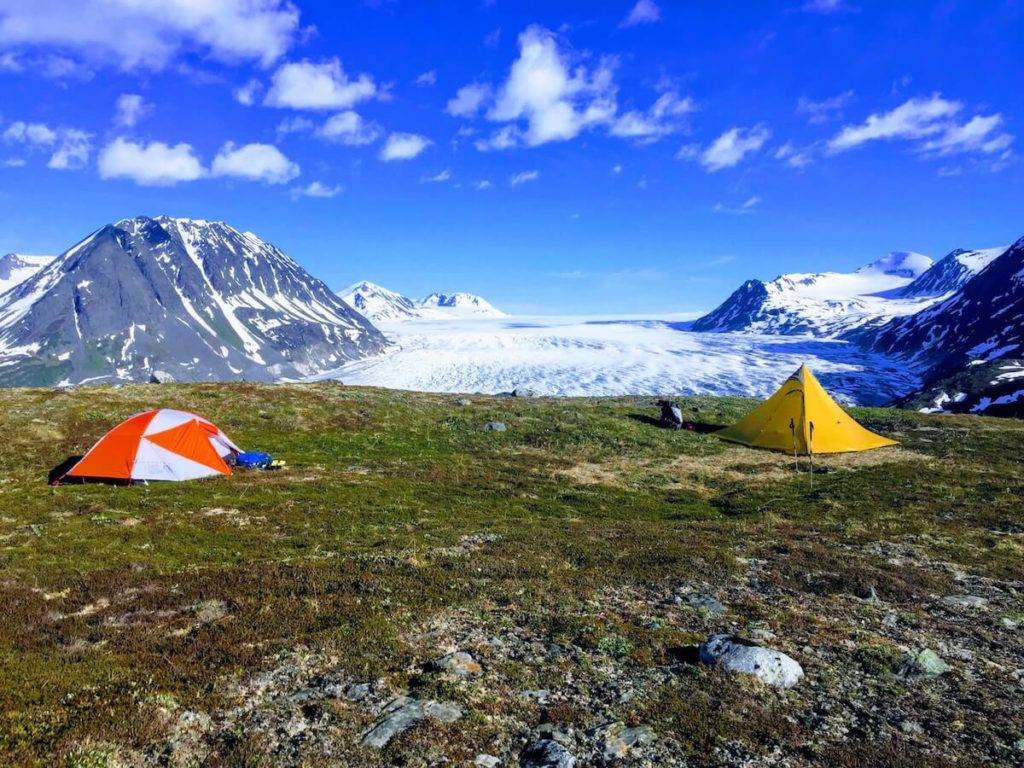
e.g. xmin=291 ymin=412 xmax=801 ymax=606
xmin=941 ymin=594 xmax=988 ymax=610
xmin=484 ymin=421 xmax=507 ymax=432
xmin=457 ymin=398 xmax=473 ymax=406
xmin=512 ymin=387 xmax=538 ymax=398
xmin=430 ymin=651 xmax=483 ymax=677
xmin=149 ymin=370 xmax=176 ymax=384
xmin=698 ymin=634 xmax=804 ymax=689
xmin=520 ymin=739 xmax=576 ymax=768
xmin=360 ymin=696 xmax=464 ymax=748
xmin=475 ymin=756 xmax=501 ymax=768
xmin=683 ymin=593 xmax=726 ymax=617
xmin=595 ymin=722 xmax=656 ymax=759
xmin=521 ymin=689 xmax=551 ymax=703
xmin=899 ymin=648 xmax=951 ymax=678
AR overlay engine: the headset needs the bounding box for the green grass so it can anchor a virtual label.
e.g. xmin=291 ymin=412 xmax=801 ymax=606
xmin=0 ymin=382 xmax=1021 ymax=765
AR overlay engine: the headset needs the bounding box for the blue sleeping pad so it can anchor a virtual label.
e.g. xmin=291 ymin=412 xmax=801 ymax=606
xmin=235 ymin=451 xmax=273 ymax=469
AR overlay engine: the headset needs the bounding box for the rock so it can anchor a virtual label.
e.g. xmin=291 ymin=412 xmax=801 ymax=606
xmin=1002 ymin=616 xmax=1022 ymax=630
xmin=341 ymin=682 xmax=371 ymax=701
xmin=149 ymin=370 xmax=176 ymax=384
xmin=457 ymin=398 xmax=473 ymax=406
xmin=512 ymin=387 xmax=538 ymax=398
xmin=521 ymin=689 xmax=551 ymax=703
xmin=595 ymin=722 xmax=656 ymax=759
xmin=942 ymin=594 xmax=988 ymax=610
xmin=430 ymin=651 xmax=483 ymax=677
xmin=698 ymin=634 xmax=804 ymax=689
xmin=475 ymin=755 xmax=501 ymax=767
xmin=683 ymin=593 xmax=726 ymax=617
xmin=899 ymin=648 xmax=951 ymax=678
xmin=484 ymin=421 xmax=507 ymax=432
xmin=520 ymin=739 xmax=576 ymax=768
xmin=360 ymin=696 xmax=463 ymax=748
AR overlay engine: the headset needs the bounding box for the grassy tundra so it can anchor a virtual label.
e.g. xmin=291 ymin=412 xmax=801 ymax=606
xmin=0 ymin=383 xmax=1022 ymax=766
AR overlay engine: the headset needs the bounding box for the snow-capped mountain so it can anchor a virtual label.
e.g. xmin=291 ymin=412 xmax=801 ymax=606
xmin=416 ymin=292 xmax=505 ymax=318
xmin=339 ymin=283 xmax=506 ymax=322
xmin=897 ymin=246 xmax=1006 ymax=298
xmin=0 ymin=253 xmax=53 ymax=296
xmin=692 ymin=252 xmax=936 ymax=337
xmin=0 ymin=216 xmax=387 ymax=386
xmin=339 ymin=281 xmax=421 ymax=322
xmin=872 ymin=236 xmax=1024 ymax=379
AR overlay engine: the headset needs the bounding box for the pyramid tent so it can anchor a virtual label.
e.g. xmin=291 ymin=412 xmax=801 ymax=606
xmin=717 ymin=365 xmax=897 ymax=454
xmin=55 ymin=409 xmax=240 ymax=484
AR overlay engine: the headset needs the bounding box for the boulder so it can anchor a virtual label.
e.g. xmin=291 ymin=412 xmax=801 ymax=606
xmin=520 ymin=739 xmax=576 ymax=768
xmin=484 ymin=421 xmax=507 ymax=432
xmin=149 ymin=370 xmax=176 ymax=384
xmin=899 ymin=648 xmax=951 ymax=678
xmin=512 ymin=387 xmax=538 ymax=398
xmin=698 ymin=634 xmax=803 ymax=689
xmin=595 ymin=722 xmax=656 ymax=759
xmin=361 ymin=696 xmax=463 ymax=748
xmin=430 ymin=651 xmax=483 ymax=677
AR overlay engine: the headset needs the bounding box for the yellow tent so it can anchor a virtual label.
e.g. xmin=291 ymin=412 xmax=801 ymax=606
xmin=717 ymin=364 xmax=897 ymax=455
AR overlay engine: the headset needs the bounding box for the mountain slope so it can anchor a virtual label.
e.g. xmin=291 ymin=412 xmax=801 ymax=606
xmin=0 ymin=253 xmax=53 ymax=296
xmin=0 ymin=216 xmax=387 ymax=386
xmin=416 ymin=292 xmax=505 ymax=318
xmin=897 ymin=246 xmax=1006 ymax=298
xmin=339 ymin=281 xmax=420 ymax=322
xmin=872 ymin=236 xmax=1024 ymax=379
xmin=692 ymin=252 xmax=935 ymax=337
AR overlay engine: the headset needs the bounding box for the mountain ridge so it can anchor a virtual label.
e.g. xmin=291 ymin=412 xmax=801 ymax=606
xmin=0 ymin=216 xmax=387 ymax=386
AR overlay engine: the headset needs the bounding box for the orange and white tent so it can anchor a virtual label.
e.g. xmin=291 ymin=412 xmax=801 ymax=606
xmin=56 ymin=409 xmax=240 ymax=484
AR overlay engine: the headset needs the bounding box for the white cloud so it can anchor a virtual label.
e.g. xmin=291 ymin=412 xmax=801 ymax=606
xmin=318 ymin=110 xmax=382 ymax=145
xmin=446 ymin=83 xmax=492 ymax=118
xmin=212 ymin=141 xmax=299 ymax=184
xmin=714 ymin=196 xmax=761 ymax=214
xmin=918 ymin=114 xmax=1013 ymax=157
xmin=827 ymin=94 xmax=961 ymax=152
xmin=234 ymin=78 xmax=263 ymax=106
xmin=114 ymin=93 xmax=151 ymax=127
xmin=796 ymin=90 xmax=853 ymax=124
xmin=47 ymin=129 xmax=91 ymax=170
xmin=509 ymin=169 xmax=539 ymax=186
xmin=98 ymin=137 xmax=205 ymax=186
xmin=4 ymin=157 xmax=26 ymax=167
xmin=610 ymin=91 xmax=694 ymax=142
xmin=612 ymin=163 xmax=623 ymax=174
xmin=2 ymin=121 xmax=58 ymax=146
xmin=699 ymin=125 xmax=770 ymax=171
xmin=0 ymin=0 xmax=301 ymax=70
xmin=264 ymin=58 xmax=377 ymax=110
xmin=486 ymin=26 xmax=617 ymax=147
xmin=423 ymin=169 xmax=452 ymax=183
xmin=291 ymin=180 xmax=342 ymax=198
xmin=415 ymin=70 xmax=437 ymax=87
xmin=621 ymin=0 xmax=662 ymax=28
xmin=474 ymin=125 xmax=521 ymax=152
xmin=475 ymin=180 xmax=493 ymax=190
xmin=0 ymin=51 xmax=21 ymax=72
xmin=3 ymin=121 xmax=90 ymax=170
xmin=774 ymin=142 xmax=813 ymax=168
xmin=379 ymin=132 xmax=431 ymax=161
xmin=276 ymin=116 xmax=314 ymax=135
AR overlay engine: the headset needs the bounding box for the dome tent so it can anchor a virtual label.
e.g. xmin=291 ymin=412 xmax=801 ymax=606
xmin=54 ymin=409 xmax=240 ymax=484
xmin=717 ymin=364 xmax=897 ymax=455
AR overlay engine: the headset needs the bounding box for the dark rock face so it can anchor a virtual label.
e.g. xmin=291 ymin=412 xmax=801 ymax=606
xmin=873 ymin=238 xmax=1024 ymax=375
xmin=691 ymin=280 xmax=769 ymax=333
xmin=0 ymin=216 xmax=388 ymax=386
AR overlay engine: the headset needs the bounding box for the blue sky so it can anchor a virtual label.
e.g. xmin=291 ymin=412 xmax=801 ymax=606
xmin=0 ymin=0 xmax=1021 ymax=314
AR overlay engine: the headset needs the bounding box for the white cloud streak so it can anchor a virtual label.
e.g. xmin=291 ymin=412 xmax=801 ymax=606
xmin=621 ymin=0 xmax=661 ymax=28
xmin=699 ymin=125 xmax=771 ymax=171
